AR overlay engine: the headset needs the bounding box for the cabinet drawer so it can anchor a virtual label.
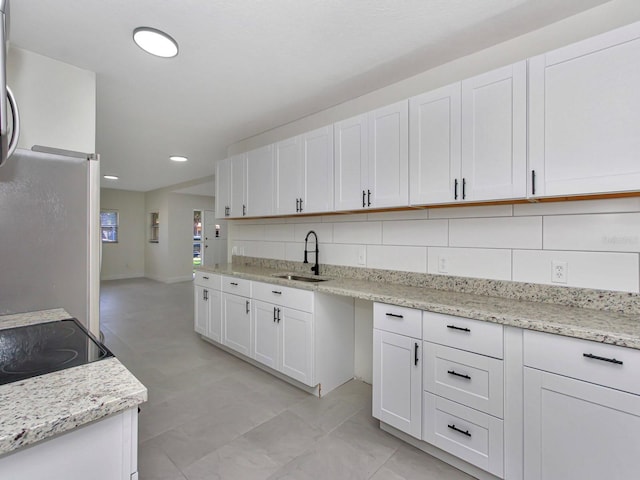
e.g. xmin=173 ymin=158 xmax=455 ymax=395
xmin=524 ymin=330 xmax=640 ymax=396
xmin=252 ymin=281 xmax=313 ymax=312
xmin=423 ymin=392 xmax=504 ymax=478
xmin=221 ymin=276 xmax=251 ymax=297
xmin=423 ymin=312 xmax=503 ymax=359
xmin=374 ymin=303 xmax=422 ymax=338
xmin=194 ymin=271 xmax=220 ymax=290
xmin=424 ymin=342 xmax=504 ymax=418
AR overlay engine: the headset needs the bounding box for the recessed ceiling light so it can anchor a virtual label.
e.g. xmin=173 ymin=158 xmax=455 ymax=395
xmin=104 ymin=175 xmax=119 ymax=180
xmin=133 ymin=27 xmax=178 ymax=58
xmin=170 ymin=156 xmax=188 ymax=162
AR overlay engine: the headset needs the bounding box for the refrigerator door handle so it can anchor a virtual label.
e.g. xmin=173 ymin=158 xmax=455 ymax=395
xmin=5 ymin=86 xmax=19 ymax=161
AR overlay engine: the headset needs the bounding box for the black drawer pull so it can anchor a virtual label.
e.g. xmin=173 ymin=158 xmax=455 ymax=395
xmin=447 ymin=325 xmax=471 ymax=332
xmin=583 ymin=353 xmax=623 ymax=365
xmin=385 ymin=313 xmax=404 ymax=319
xmin=447 ymin=370 xmax=471 ymax=380
xmin=202 ymin=276 xmax=209 ymax=280
xmin=448 ymin=424 xmax=471 ymax=437
xmin=230 ymin=282 xmax=238 ymax=286
xmin=272 ymin=290 xmax=282 ymax=295
xmin=414 ymin=342 xmax=419 ymax=366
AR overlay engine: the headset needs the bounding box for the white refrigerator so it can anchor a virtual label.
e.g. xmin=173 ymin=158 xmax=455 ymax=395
xmin=0 ymin=146 xmax=101 ymax=334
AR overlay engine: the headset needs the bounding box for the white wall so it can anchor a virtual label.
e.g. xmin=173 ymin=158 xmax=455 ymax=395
xmin=100 ymin=189 xmax=146 ymax=281
xmin=7 ymin=46 xmax=96 ymax=153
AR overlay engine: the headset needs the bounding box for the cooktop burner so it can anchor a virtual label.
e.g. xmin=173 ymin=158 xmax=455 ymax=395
xmin=0 ymin=318 xmax=113 ymax=386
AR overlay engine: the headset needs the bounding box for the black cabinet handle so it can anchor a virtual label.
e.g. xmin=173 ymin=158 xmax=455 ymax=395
xmin=362 ymin=190 xmax=366 ymax=208
xmin=299 ymin=198 xmax=303 ymax=212
xmin=583 ymin=353 xmax=623 ymax=365
xmin=447 ymin=370 xmax=471 ymax=380
xmin=277 ymin=308 xmax=281 ymax=323
xmin=203 ymin=289 xmax=208 ymax=301
xmin=203 ymin=276 xmax=209 ymax=280
xmin=454 ymin=179 xmax=458 ymax=200
xmin=531 ymin=170 xmax=536 ymax=196
xmin=273 ymin=306 xmax=277 ymax=323
xmin=414 ymin=343 xmax=419 ymax=366
xmin=230 ymin=282 xmax=238 ymax=286
xmin=243 ymin=204 xmax=246 ymax=216
xmin=272 ymin=290 xmax=282 ymax=295
xmin=448 ymin=424 xmax=471 ymax=437
xmin=447 ymin=324 xmax=471 ymax=332
xmin=245 ymin=300 xmax=250 ymax=314
xmin=462 ymin=178 xmax=466 ymax=200
xmin=385 ymin=313 xmax=404 ymax=319
xmin=296 ymin=199 xmax=300 ymax=212
xmin=367 ymin=189 xmax=371 ymax=207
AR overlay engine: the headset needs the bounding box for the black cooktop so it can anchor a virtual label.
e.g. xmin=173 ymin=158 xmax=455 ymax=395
xmin=0 ymin=318 xmax=113 ymax=386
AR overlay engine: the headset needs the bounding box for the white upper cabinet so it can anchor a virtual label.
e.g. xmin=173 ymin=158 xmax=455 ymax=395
xmin=334 ymin=101 xmax=409 ymax=211
xmin=246 ymin=145 xmax=274 ymax=217
xmin=369 ymin=100 xmax=409 ymax=208
xmin=529 ymin=23 xmax=640 ymax=198
xmin=301 ymin=126 xmax=334 ymax=214
xmin=230 ymin=153 xmax=247 ymax=218
xmin=334 ymin=113 xmax=369 ymax=211
xmin=461 ymin=61 xmax=527 ymax=202
xmin=409 ymin=83 xmax=461 ymax=205
xmin=215 ymin=157 xmax=231 ymax=218
xmin=275 ymin=136 xmax=302 ymax=215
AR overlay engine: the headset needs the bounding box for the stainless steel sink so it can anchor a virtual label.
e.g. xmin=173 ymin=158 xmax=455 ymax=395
xmin=273 ymin=274 xmax=327 ymax=283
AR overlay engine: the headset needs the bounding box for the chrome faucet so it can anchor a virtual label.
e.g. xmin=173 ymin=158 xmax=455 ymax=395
xmin=304 ymin=230 xmax=319 ymax=276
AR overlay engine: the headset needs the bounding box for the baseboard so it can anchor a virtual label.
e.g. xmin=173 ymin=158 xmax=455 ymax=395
xmin=100 ymin=273 xmax=145 ymax=281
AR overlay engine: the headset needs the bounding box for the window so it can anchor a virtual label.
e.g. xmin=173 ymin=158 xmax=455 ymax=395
xmin=149 ymin=212 xmax=159 ymax=243
xmin=100 ymin=210 xmax=118 ymax=243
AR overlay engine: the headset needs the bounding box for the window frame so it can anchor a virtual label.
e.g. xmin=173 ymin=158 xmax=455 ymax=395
xmin=100 ymin=210 xmax=119 ymax=244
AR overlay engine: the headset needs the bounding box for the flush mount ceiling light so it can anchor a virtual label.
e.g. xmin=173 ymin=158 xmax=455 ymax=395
xmin=103 ymin=175 xmax=119 ymax=180
xmin=169 ymin=156 xmax=188 ymax=162
xmin=133 ymin=27 xmax=178 ymax=58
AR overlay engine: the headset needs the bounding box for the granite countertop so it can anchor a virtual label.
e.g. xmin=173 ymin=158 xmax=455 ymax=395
xmin=198 ymin=264 xmax=640 ymax=350
xmin=0 ymin=309 xmax=147 ymax=456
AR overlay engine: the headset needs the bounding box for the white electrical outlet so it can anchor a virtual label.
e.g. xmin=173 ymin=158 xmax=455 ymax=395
xmin=358 ymin=247 xmax=366 ymax=265
xmin=438 ymin=256 xmax=448 ymax=274
xmin=552 ymin=260 xmax=568 ymax=284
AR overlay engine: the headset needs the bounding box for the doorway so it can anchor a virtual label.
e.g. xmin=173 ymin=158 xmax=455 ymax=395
xmin=193 ymin=210 xmax=202 ymax=271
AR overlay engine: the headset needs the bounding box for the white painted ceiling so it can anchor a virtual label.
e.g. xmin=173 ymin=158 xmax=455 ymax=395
xmin=10 ymin=0 xmax=608 ymax=192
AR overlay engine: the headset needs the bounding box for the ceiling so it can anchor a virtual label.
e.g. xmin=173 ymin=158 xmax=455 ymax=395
xmin=10 ymin=0 xmax=609 ymax=192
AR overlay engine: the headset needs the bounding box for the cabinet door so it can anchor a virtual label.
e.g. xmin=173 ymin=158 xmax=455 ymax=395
xmin=302 ymin=126 xmax=334 ymax=214
xmin=279 ymin=307 xmax=314 ymax=386
xmin=252 ymin=300 xmax=279 ymax=369
xmin=194 ymin=285 xmax=208 ymax=336
xmin=246 ymin=145 xmax=275 ymax=217
xmin=373 ymin=329 xmax=422 ymax=439
xmin=222 ymin=293 xmax=251 ymax=356
xmin=461 ymin=61 xmax=527 ymax=201
xmin=215 ymin=158 xmax=230 ymax=218
xmin=409 ymin=84 xmax=461 ymax=205
xmin=207 ymin=289 xmax=222 ymax=344
xmin=368 ymin=100 xmax=409 ymax=208
xmin=334 ymin=114 xmax=368 ymax=211
xmin=275 ymin=136 xmax=302 ymax=215
xmin=229 ymin=153 xmax=247 ymax=218
xmin=524 ymin=367 xmax=640 ymax=480
xmin=529 ymin=23 xmax=640 ymax=197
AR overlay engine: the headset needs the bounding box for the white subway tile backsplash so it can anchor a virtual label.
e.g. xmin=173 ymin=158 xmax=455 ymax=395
xmin=265 ymin=224 xmax=294 ymax=242
xmin=382 ymin=219 xmax=448 ymax=246
xmin=427 ymin=247 xmax=512 ymax=280
xmin=367 ymin=209 xmax=429 ymax=221
xmin=293 ymin=223 xmax=334 ymax=243
xmin=333 ymin=221 xmax=382 ymax=244
xmin=322 ymin=244 xmax=362 ymax=267
xmin=259 ymin=242 xmax=286 ymax=260
xmin=544 ymin=213 xmax=640 ymax=252
xmin=284 ymin=242 xmax=304 ymax=262
xmin=367 ymin=245 xmax=427 ymax=273
xmin=450 ymin=217 xmax=542 ymax=249
xmin=514 ymin=197 xmax=640 ymax=216
xmin=233 ymin=224 xmax=265 ymax=241
xmin=428 ymin=205 xmax=513 ymax=219
xmin=513 ymin=250 xmax=639 ymax=293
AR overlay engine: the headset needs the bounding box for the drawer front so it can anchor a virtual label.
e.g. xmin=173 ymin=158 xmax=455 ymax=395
xmin=423 ymin=393 xmax=504 ymax=478
xmin=424 ymin=342 xmax=504 ymax=418
xmin=423 ymin=312 xmax=503 ymax=359
xmin=524 ymin=330 xmax=640 ymax=396
xmin=194 ymin=271 xmax=221 ymax=290
xmin=374 ymin=303 xmax=422 ymax=338
xmin=221 ymin=276 xmax=251 ymax=297
xmin=252 ymin=281 xmax=313 ymax=312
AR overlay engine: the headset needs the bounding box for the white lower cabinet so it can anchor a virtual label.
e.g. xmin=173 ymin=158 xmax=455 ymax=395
xmin=523 ymin=330 xmax=640 ymax=480
xmin=194 ymin=272 xmax=222 ymax=342
xmin=222 ymin=292 xmax=251 ymax=356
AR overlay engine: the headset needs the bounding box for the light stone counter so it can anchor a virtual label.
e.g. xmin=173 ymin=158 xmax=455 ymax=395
xmin=0 ymin=309 xmax=147 ymax=456
xmin=198 ymin=264 xmax=640 ymax=350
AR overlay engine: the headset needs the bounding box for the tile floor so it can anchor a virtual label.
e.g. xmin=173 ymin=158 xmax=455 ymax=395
xmin=100 ymin=278 xmax=473 ymax=480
